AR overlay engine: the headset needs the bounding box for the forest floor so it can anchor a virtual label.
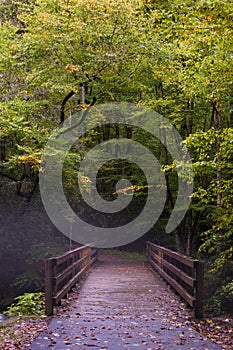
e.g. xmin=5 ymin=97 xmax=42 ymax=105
xmin=0 ymin=253 xmax=232 ymax=349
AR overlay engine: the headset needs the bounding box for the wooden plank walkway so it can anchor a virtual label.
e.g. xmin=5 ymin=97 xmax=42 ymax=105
xmin=27 ymin=253 xmax=222 ymax=350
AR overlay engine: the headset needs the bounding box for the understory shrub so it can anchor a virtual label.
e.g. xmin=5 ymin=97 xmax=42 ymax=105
xmin=4 ymin=292 xmax=45 ymax=317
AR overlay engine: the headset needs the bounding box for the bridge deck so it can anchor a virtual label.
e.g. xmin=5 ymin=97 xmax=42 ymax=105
xmin=27 ymin=253 xmax=221 ymax=349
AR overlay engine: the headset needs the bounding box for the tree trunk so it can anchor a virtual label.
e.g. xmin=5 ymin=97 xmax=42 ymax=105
xmin=174 ymin=228 xmax=185 ymax=254
xmin=60 ymin=90 xmax=75 ymax=124
xmin=186 ymin=210 xmax=192 ymax=256
xmin=0 ymin=139 xmax=6 ymax=161
xmin=213 ymin=102 xmax=221 ymax=207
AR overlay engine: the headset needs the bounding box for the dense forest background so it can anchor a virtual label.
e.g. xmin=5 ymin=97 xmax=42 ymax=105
xmin=0 ymin=0 xmax=232 ymax=315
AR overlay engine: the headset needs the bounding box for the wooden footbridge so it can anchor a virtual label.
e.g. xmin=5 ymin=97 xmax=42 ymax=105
xmin=27 ymin=243 xmax=222 ymax=349
xmin=45 ymin=242 xmax=204 ymax=318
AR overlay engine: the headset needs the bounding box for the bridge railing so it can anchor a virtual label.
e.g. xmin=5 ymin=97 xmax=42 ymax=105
xmin=45 ymin=245 xmax=98 ymax=315
xmin=146 ymin=241 xmax=204 ymax=318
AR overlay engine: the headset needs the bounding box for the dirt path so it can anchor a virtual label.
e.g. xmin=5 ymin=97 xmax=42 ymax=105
xmin=27 ymin=253 xmax=223 ymax=349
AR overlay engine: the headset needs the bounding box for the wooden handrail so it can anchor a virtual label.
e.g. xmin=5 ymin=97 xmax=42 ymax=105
xmin=146 ymin=241 xmax=204 ymax=318
xmin=45 ymin=246 xmax=98 ymax=315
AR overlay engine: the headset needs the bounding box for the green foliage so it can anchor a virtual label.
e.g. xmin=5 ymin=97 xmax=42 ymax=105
xmin=11 ymin=272 xmax=44 ymax=292
xmin=204 ymin=259 xmax=233 ymax=316
xmin=102 ymin=249 xmax=146 ymax=261
xmin=4 ymin=292 xmax=45 ymax=317
xmin=26 ymin=242 xmax=66 ymax=263
xmin=188 ymin=129 xmax=233 ymax=276
xmin=221 ymin=281 xmax=233 ymax=305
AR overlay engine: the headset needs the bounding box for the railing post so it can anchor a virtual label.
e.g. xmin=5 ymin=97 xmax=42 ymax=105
xmin=45 ymin=258 xmax=54 ymax=316
xmin=146 ymin=242 xmax=152 ymax=262
xmin=45 ymin=246 xmax=98 ymax=315
xmin=195 ymin=261 xmax=204 ymax=318
xmin=158 ymin=248 xmax=163 ymax=269
xmin=145 ymin=242 xmax=149 ymax=259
